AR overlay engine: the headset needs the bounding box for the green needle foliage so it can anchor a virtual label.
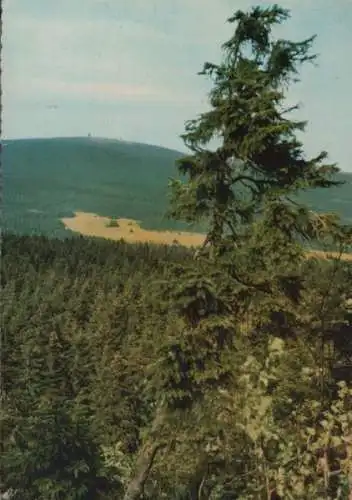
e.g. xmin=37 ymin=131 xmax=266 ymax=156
xmin=158 ymin=3 xmax=347 ymax=425
xmin=127 ymin=4 xmax=352 ymax=499
xmin=150 ymin=264 xmax=236 ymax=411
xmin=169 ymin=4 xmax=342 ymax=255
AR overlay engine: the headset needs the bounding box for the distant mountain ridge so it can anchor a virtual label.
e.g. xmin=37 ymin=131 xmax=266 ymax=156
xmin=3 ymin=137 xmax=352 ymax=238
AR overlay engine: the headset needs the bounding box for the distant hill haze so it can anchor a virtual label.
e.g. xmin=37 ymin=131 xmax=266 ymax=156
xmin=3 ymin=137 xmax=352 ymax=239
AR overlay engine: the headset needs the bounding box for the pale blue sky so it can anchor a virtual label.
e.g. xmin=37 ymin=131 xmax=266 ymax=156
xmin=2 ymin=0 xmax=352 ymax=171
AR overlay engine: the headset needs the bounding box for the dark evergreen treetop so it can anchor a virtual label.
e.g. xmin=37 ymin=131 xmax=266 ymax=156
xmin=169 ymin=4 xmax=342 ymax=253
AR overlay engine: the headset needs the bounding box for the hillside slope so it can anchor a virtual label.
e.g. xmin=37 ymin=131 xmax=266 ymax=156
xmin=3 ymin=137 xmax=352 ymax=238
xmin=3 ymin=137 xmax=184 ymax=237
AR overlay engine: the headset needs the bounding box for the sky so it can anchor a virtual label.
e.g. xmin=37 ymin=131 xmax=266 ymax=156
xmin=2 ymin=0 xmax=352 ymax=171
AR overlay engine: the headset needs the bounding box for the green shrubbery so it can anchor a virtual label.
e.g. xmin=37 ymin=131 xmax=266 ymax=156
xmin=106 ymin=217 xmax=120 ymax=228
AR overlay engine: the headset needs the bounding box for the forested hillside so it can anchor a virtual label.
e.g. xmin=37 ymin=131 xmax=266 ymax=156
xmin=3 ymin=136 xmax=351 ymax=238
xmin=1 ymin=4 xmax=352 ymax=500
xmin=2 ymin=137 xmax=186 ymax=237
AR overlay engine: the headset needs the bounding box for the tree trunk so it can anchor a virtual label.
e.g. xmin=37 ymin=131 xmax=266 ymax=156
xmin=122 ymin=440 xmax=162 ymax=500
xmin=122 ymin=407 xmax=165 ymax=500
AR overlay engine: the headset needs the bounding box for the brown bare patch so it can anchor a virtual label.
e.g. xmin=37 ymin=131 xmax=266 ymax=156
xmin=61 ymin=212 xmax=206 ymax=247
xmin=61 ymin=212 xmax=352 ymax=261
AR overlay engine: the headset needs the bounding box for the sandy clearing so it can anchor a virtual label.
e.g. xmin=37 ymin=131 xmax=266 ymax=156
xmin=61 ymin=211 xmax=206 ymax=247
xmin=61 ymin=211 xmax=352 ymax=261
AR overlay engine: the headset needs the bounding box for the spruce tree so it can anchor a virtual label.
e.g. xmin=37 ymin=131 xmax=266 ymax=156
xmin=169 ymin=4 xmax=342 ymax=257
xmin=160 ymin=1 xmax=348 ymax=420
xmin=124 ymin=4 xmax=350 ymax=498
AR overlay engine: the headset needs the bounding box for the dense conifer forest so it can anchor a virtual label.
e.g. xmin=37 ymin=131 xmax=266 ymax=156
xmin=1 ymin=233 xmax=352 ymax=499
xmin=1 ymin=4 xmax=352 ymax=499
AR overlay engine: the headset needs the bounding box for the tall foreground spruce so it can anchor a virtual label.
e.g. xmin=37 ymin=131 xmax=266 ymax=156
xmin=123 ymin=5 xmax=350 ymax=500
xmin=169 ymin=4 xmax=342 ymax=255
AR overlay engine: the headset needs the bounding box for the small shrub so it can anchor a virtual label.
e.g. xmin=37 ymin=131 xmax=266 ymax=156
xmin=106 ymin=218 xmax=119 ymax=228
